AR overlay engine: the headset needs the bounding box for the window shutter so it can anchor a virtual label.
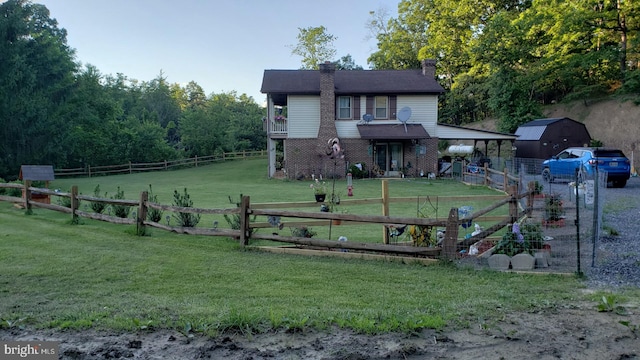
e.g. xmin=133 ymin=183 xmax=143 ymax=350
xmin=389 ymin=95 xmax=397 ymax=120
xmin=366 ymin=96 xmax=373 ymax=117
xmin=353 ymin=96 xmax=360 ymax=120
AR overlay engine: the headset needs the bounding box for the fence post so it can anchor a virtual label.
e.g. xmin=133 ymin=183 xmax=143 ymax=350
xmin=240 ymin=195 xmax=250 ymax=246
xmin=503 ymin=168 xmax=508 ymax=191
xmin=526 ymin=181 xmax=534 ymax=212
xmin=381 ymin=180 xmax=390 ymax=244
xmin=195 ymin=155 xmax=198 ymax=167
xmin=507 ymin=185 xmax=518 ymax=223
xmin=24 ymin=180 xmax=32 ymax=212
xmin=70 ymin=185 xmax=79 ymax=224
xmin=88 ymin=165 xmax=92 ymax=178
xmin=483 ymin=163 xmax=489 ymax=185
xmin=129 ymin=161 xmax=132 ymax=174
xmin=442 ymin=208 xmax=459 ymax=259
xmin=138 ymin=191 xmax=148 ymax=236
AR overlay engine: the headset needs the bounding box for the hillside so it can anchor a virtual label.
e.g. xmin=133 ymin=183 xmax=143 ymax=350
xmin=465 ymin=98 xmax=640 ymax=167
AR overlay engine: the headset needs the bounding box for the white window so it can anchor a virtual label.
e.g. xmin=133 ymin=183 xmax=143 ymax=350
xmin=338 ymin=96 xmax=352 ymax=119
xmin=375 ymin=96 xmax=388 ymax=119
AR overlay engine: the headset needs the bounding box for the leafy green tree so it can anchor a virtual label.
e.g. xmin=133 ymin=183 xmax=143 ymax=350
xmin=0 ymin=0 xmax=76 ymax=177
xmin=367 ymin=4 xmax=427 ymax=70
xmin=290 ymin=26 xmax=337 ymax=69
xmin=335 ymin=54 xmax=364 ymax=70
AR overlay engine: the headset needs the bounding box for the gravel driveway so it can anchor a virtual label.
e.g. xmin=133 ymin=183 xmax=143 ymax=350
xmin=586 ymin=175 xmax=640 ymax=288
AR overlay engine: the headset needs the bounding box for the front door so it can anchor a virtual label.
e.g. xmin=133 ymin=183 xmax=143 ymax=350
xmin=375 ymin=143 xmax=403 ymax=176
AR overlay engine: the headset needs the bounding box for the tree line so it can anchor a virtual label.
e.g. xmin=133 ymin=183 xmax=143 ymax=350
xmin=5 ymin=0 xmax=640 ymax=179
xmin=0 ymin=0 xmax=265 ymax=179
xmin=366 ymin=0 xmax=640 ymax=132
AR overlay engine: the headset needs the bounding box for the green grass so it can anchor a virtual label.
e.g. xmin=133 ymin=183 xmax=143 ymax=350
xmin=49 ymin=158 xmax=507 ymax=243
xmin=1 ymin=158 xmax=631 ymax=335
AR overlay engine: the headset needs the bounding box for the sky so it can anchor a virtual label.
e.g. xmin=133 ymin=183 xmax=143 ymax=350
xmin=33 ymin=0 xmax=399 ymax=104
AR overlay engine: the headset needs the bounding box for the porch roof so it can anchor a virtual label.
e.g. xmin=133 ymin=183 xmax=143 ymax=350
xmin=357 ymin=124 xmax=431 ymax=140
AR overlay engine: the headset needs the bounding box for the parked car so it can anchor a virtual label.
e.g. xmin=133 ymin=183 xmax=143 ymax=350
xmin=541 ymin=147 xmax=631 ymax=187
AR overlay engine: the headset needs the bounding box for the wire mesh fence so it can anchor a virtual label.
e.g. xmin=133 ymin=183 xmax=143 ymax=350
xmin=455 ymin=156 xmax=610 ymax=274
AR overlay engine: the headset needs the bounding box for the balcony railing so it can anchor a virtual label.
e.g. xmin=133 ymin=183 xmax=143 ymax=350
xmin=269 ymin=118 xmax=288 ymax=136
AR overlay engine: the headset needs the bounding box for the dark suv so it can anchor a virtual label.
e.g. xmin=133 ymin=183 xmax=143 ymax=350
xmin=541 ymin=147 xmax=631 ymax=187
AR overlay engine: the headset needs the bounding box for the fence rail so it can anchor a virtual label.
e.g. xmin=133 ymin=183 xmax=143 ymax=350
xmin=1 ymin=179 xmax=533 ymax=261
xmin=53 ymin=150 xmax=267 ymax=177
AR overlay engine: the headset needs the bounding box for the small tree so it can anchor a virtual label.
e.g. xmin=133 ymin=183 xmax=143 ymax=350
xmin=172 ymin=188 xmax=200 ymax=227
xmin=91 ymin=184 xmax=108 ymax=213
xmin=146 ymin=184 xmax=163 ymax=222
xmin=111 ymin=186 xmax=130 ymax=218
xmin=289 ymin=26 xmax=337 ymax=69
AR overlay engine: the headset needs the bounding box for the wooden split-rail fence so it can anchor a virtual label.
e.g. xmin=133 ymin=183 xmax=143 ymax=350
xmin=0 ymin=180 xmax=536 ymax=260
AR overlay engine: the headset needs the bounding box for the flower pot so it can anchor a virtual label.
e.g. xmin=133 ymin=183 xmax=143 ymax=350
xmin=534 ymin=251 xmax=549 ymax=268
xmin=488 ymin=254 xmax=511 ymax=270
xmin=511 ymin=253 xmax=535 ymax=270
xmin=315 ymin=194 xmax=326 ymax=202
xmin=542 ymin=218 xmax=565 ymax=228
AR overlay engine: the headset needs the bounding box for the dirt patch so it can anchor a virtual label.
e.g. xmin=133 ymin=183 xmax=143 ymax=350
xmin=2 ymin=300 xmax=638 ymax=359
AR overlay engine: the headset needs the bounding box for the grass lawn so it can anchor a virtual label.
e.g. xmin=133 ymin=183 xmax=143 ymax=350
xmin=0 ymin=158 xmax=615 ymax=335
xmin=49 ymin=158 xmax=508 ymax=243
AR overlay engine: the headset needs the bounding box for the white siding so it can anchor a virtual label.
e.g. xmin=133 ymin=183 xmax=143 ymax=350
xmin=334 ymin=94 xmax=439 ymax=139
xmin=397 ymin=95 xmax=438 ymax=135
xmin=336 ymin=120 xmax=361 ymax=138
xmin=285 ymin=94 xmax=440 ymax=139
xmin=288 ymin=96 xmax=320 ymax=138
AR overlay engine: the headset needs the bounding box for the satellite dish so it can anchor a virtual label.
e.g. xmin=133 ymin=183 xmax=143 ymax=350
xmin=397 ymin=106 xmax=412 ymax=132
xmin=362 ymin=114 xmax=373 ymax=124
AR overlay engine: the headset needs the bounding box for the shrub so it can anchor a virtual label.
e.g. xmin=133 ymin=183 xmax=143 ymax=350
xmin=7 ymin=181 xmax=22 ymax=197
xmin=348 ymin=163 xmax=368 ymax=179
xmin=146 ymin=184 xmax=163 ymax=223
xmin=291 ymin=226 xmax=316 ymax=238
xmin=90 ymin=185 xmax=108 ymax=214
xmin=111 ymin=186 xmax=130 ymax=218
xmin=223 ymin=194 xmax=256 ymax=235
xmin=172 ymin=188 xmax=200 ymax=227
xmin=544 ymin=193 xmax=564 ymax=221
xmin=57 ymin=194 xmax=71 ymax=208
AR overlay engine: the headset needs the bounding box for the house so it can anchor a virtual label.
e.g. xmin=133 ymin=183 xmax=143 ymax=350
xmin=514 ymin=117 xmax=592 ymax=160
xmin=260 ymin=60 xmax=517 ymax=179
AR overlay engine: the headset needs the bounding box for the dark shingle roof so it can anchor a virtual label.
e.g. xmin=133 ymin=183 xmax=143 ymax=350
xmin=518 ymin=118 xmax=567 ymax=127
xmin=19 ymin=165 xmax=55 ymax=181
xmin=261 ymin=69 xmax=445 ymax=95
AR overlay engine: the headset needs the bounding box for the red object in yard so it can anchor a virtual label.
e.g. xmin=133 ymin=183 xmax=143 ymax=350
xmin=543 ymin=218 xmax=565 ymax=228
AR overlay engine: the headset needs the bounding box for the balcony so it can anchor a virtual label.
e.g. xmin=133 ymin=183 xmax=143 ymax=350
xmin=268 ymin=117 xmax=288 ymax=138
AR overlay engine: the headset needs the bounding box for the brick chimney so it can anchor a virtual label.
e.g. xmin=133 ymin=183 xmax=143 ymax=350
xmin=318 ymin=61 xmax=338 ymax=142
xmin=422 ymin=59 xmax=436 ymax=78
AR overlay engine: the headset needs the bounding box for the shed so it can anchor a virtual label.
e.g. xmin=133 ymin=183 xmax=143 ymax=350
xmin=514 ymin=118 xmax=591 ymax=160
xmin=19 ymin=165 xmax=55 ymax=204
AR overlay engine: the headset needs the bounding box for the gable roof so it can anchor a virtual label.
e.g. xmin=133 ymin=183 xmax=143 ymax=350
xmin=518 ymin=118 xmax=567 ymax=127
xmin=515 ymin=117 xmax=588 ymax=141
xmin=514 ymin=126 xmax=546 ymax=141
xmin=261 ymin=69 xmax=445 ymax=97
xmin=19 ymin=165 xmax=55 ymax=181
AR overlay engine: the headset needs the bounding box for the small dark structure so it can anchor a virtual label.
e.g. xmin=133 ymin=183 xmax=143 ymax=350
xmin=514 ymin=117 xmax=591 ymax=160
xmin=19 ymin=165 xmax=55 ymax=204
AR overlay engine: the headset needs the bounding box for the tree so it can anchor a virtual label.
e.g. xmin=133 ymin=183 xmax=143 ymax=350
xmin=368 ymin=3 xmax=427 ymax=70
xmin=335 ymin=54 xmax=364 ymax=70
xmin=290 ymin=26 xmax=337 ymax=69
xmin=0 ymin=0 xmax=77 ymax=177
